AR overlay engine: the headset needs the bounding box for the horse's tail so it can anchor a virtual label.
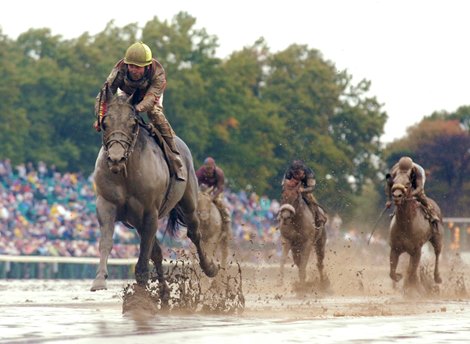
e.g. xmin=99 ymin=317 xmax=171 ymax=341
xmin=166 ymin=207 xmax=185 ymax=237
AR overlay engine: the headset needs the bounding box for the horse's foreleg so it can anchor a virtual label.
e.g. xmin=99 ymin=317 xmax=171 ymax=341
xmin=279 ymin=240 xmax=290 ymax=286
xmin=135 ymin=212 xmax=158 ymax=285
xmin=91 ymin=198 xmax=116 ymax=291
xmin=430 ymin=226 xmax=443 ymax=284
xmin=298 ymin=244 xmax=312 ymax=286
xmin=186 ymin=212 xmax=218 ymax=277
xmin=150 ymin=240 xmax=169 ymax=306
xmin=389 ymin=248 xmax=403 ymax=283
xmin=220 ymin=234 xmax=228 ymax=270
xmin=406 ymin=250 xmax=421 ymax=288
xmin=315 ymin=229 xmax=328 ymax=286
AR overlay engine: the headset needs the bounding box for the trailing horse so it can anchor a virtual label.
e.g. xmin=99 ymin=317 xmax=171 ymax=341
xmin=197 ymin=185 xmax=230 ymax=269
xmin=389 ymin=171 xmax=443 ymax=291
xmin=90 ymin=89 xmax=217 ymax=292
xmin=277 ymin=179 xmax=328 ymax=289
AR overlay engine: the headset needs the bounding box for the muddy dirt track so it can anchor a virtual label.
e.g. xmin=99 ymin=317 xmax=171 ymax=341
xmin=1 ymin=242 xmax=470 ymax=343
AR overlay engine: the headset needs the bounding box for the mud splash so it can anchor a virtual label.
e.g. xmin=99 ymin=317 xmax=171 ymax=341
xmin=122 ymin=254 xmax=245 ymax=317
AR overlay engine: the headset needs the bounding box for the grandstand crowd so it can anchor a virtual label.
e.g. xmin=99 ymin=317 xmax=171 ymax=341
xmin=0 ymin=159 xmax=303 ymax=259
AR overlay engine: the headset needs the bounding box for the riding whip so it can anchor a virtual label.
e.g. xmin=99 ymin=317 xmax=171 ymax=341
xmin=367 ymin=206 xmax=388 ymax=245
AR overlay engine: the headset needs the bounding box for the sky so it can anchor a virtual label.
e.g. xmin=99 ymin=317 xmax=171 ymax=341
xmin=1 ymin=0 xmax=469 ymax=143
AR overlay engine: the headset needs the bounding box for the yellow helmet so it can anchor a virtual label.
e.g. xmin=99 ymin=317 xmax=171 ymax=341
xmin=398 ymin=156 xmax=413 ymax=172
xmin=124 ymin=42 xmax=152 ymax=67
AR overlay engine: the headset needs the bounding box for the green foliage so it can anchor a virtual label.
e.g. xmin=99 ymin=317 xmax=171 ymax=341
xmin=384 ymin=113 xmax=470 ymax=217
xmin=0 ymin=13 xmax=389 ymax=219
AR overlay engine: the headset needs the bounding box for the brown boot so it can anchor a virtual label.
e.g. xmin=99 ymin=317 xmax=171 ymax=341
xmin=162 ymin=136 xmax=185 ymax=181
xmin=148 ymin=106 xmax=185 ymax=181
xmin=428 ymin=207 xmax=440 ymax=224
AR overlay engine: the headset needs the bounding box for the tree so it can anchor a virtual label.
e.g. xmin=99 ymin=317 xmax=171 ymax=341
xmin=0 ymin=31 xmax=29 ymax=163
xmin=384 ymin=116 xmax=470 ymax=216
xmin=263 ymin=44 xmax=386 ymax=214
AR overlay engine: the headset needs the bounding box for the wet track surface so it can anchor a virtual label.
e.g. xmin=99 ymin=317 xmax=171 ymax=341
xmin=1 ymin=249 xmax=470 ymax=343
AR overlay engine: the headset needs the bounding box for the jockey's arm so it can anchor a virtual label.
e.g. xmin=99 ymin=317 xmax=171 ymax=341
xmin=211 ymin=168 xmax=225 ymax=199
xmin=300 ymin=178 xmax=316 ymax=193
xmin=412 ymin=172 xmax=424 ymax=196
xmin=136 ymin=64 xmax=166 ymax=112
xmin=94 ymin=66 xmax=122 ymax=116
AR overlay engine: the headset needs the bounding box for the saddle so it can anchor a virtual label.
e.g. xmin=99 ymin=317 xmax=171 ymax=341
xmin=137 ymin=118 xmax=187 ymax=181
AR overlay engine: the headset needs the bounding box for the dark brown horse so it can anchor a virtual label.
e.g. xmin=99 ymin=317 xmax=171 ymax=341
xmin=277 ymin=179 xmax=328 ymax=288
xmin=197 ymin=185 xmax=230 ymax=269
xmin=90 ymin=89 xmax=217 ymax=291
xmin=389 ymin=171 xmax=443 ymax=291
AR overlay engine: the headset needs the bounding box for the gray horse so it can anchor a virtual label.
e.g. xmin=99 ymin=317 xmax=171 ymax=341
xmin=90 ymin=90 xmax=217 ymax=292
xmin=197 ymin=185 xmax=230 ymax=269
xmin=389 ymin=172 xmax=443 ymax=291
xmin=277 ymin=179 xmax=327 ymax=288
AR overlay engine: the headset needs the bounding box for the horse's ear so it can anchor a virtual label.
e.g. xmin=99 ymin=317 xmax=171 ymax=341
xmin=126 ymin=92 xmax=135 ymax=105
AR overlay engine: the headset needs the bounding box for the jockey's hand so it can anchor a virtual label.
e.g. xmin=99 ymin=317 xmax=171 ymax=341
xmin=93 ymin=120 xmax=101 ymax=132
xmin=385 ymin=201 xmax=392 ymax=209
xmin=135 ymin=104 xmax=144 ymax=112
xmin=298 ymin=187 xmax=305 ymax=193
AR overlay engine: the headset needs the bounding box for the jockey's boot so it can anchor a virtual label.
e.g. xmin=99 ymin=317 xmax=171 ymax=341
xmin=307 ymin=203 xmax=326 ymax=228
xmin=148 ymin=106 xmax=185 ymax=181
xmin=317 ymin=206 xmax=327 ymax=227
xmin=428 ymin=205 xmax=440 ymax=224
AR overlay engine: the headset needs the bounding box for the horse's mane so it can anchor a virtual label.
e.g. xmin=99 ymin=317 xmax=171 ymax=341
xmin=109 ymin=93 xmax=133 ymax=108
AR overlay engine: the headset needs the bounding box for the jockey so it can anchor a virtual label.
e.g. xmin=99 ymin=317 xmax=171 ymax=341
xmin=195 ymin=157 xmax=231 ymax=232
xmin=385 ymin=156 xmax=440 ymax=223
xmin=282 ymin=159 xmax=327 ymax=228
xmin=94 ymin=42 xmax=185 ymax=181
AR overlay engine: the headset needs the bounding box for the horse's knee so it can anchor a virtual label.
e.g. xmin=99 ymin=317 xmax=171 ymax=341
xmin=390 ymin=272 xmax=402 ymax=282
xmin=187 ymin=227 xmax=201 ymax=243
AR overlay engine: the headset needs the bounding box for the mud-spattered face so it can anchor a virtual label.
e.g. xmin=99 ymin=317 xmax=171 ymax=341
xmin=101 ymin=96 xmax=138 ymax=174
xmin=391 ymin=171 xmax=412 ymax=205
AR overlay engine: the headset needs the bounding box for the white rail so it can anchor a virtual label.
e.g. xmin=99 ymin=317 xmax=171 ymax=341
xmin=0 ymin=255 xmax=136 ymax=265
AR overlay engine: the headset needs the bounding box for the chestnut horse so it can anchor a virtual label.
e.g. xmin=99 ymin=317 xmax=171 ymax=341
xmin=389 ymin=171 xmax=443 ymax=291
xmin=91 ymin=89 xmax=217 ymax=291
xmin=197 ymin=185 xmax=230 ymax=269
xmin=277 ymin=179 xmax=328 ymax=288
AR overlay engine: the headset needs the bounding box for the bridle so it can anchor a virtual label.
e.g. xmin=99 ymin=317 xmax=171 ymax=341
xmin=101 ymin=108 xmax=140 ymax=174
xmin=391 ymin=182 xmax=414 ymax=203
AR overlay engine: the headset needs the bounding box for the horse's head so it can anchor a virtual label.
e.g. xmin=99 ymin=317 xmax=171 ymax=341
xmin=278 ymin=179 xmax=301 ymax=223
xmin=391 ymin=171 xmax=412 ymax=206
xmin=100 ymin=92 xmax=140 ymax=174
xmin=197 ymin=184 xmax=214 ymax=223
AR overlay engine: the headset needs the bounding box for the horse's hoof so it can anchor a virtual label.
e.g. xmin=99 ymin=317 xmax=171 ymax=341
xmin=321 ymin=278 xmax=331 ymax=290
xmin=90 ymin=279 xmax=107 ymax=291
xmin=390 ymin=273 xmax=402 ymax=283
xmin=435 ymin=275 xmax=442 ymax=284
xmin=203 ymin=262 xmax=219 ymax=278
